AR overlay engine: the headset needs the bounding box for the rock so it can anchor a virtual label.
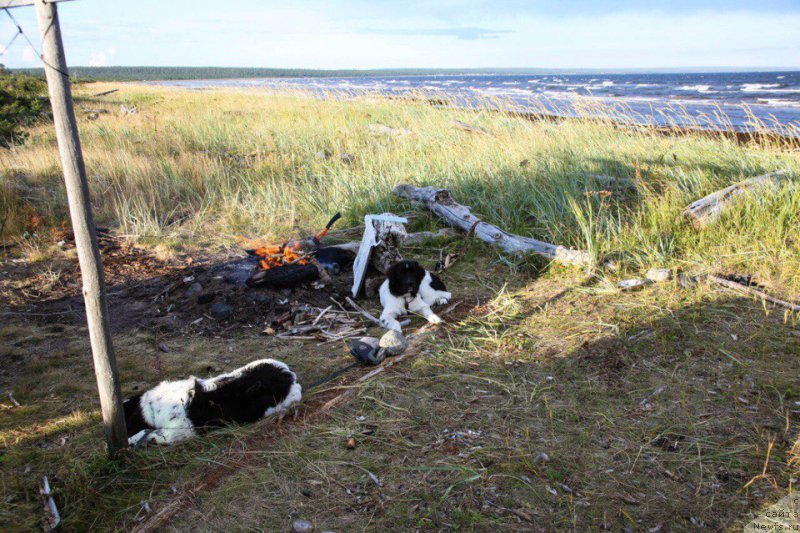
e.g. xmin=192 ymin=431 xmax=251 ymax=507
xmin=210 ymin=302 xmax=234 ymax=320
xmin=185 ymin=282 xmax=203 ymax=298
xmin=292 ymin=519 xmax=314 ymax=533
xmin=617 ymin=278 xmax=649 ymax=292
xmin=346 ymin=437 xmax=356 ymax=449
xmin=379 ymin=330 xmax=408 ymax=356
xmin=534 ymin=452 xmax=549 ymax=464
xmin=262 ymin=327 xmax=276 ymax=336
xmin=157 ymin=343 xmax=169 ymax=353
xmin=646 ymin=268 xmax=672 ymax=283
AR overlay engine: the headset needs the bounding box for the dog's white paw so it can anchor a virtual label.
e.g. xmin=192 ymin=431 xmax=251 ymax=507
xmin=427 ymin=314 xmax=443 ymax=325
xmin=434 ymin=296 xmax=450 ymax=306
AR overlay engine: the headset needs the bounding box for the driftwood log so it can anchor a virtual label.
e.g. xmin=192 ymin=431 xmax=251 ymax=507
xmin=451 ymin=120 xmax=489 ymax=135
xmin=708 ymin=274 xmax=800 ymax=312
xmin=682 ymin=170 xmax=787 ymax=227
xmin=393 ymin=185 xmax=593 ymax=267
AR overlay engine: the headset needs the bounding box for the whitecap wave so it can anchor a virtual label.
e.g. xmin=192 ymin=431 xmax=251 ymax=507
xmin=678 ymin=85 xmax=714 ymax=93
xmin=741 ymin=83 xmax=781 ymax=92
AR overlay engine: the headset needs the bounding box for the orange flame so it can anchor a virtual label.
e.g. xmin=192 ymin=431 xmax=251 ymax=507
xmin=252 ymin=241 xmax=307 ymax=270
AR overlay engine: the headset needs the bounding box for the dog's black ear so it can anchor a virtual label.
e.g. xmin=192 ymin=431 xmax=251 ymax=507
xmin=387 ymin=261 xmax=404 ymax=296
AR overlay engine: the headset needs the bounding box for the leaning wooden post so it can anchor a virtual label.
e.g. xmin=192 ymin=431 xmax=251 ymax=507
xmin=35 ymin=0 xmax=127 ymax=455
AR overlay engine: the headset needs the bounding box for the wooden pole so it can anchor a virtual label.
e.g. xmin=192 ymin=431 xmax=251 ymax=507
xmin=34 ymin=0 xmax=127 ymax=455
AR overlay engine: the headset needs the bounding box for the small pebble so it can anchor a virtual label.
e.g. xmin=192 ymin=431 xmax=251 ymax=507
xmin=346 ymin=437 xmax=356 ymax=449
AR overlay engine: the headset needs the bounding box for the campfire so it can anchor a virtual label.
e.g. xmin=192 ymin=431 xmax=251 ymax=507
xmin=252 ymin=241 xmax=308 ymax=270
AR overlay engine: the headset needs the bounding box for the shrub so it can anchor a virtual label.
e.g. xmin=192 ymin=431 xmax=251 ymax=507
xmin=0 ymin=65 xmax=48 ymax=146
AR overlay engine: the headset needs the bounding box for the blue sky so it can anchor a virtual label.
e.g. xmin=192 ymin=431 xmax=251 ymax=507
xmin=1 ymin=0 xmax=798 ymax=70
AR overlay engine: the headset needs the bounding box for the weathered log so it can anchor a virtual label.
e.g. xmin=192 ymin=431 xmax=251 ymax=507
xmin=393 ymin=185 xmax=593 ymax=267
xmin=451 ymin=120 xmax=489 ymax=135
xmin=708 ymin=274 xmax=800 ymax=312
xmin=682 ymin=170 xmax=787 ymax=227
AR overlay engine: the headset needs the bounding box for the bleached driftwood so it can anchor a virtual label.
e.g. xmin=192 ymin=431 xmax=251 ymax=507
xmin=393 ymin=185 xmax=593 ymax=267
xmin=682 ymin=170 xmax=787 ymax=227
xmin=708 ymin=274 xmax=800 ymax=312
xmin=451 ymin=120 xmax=489 ymax=135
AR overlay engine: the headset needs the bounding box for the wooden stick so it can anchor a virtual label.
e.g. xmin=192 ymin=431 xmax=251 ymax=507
xmin=39 ymin=476 xmax=61 ymax=532
xmin=35 ymin=0 xmax=128 ymax=455
xmin=393 ymin=184 xmax=593 ymax=267
xmin=344 ymin=297 xmax=410 ymax=329
xmin=683 ymin=170 xmax=788 ymax=227
xmin=708 ymin=275 xmax=800 ymax=312
xmin=7 ymin=391 xmax=21 ymax=407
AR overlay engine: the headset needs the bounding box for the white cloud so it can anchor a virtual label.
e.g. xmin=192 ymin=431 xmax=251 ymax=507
xmin=88 ymin=47 xmax=118 ymax=66
xmin=88 ymin=51 xmax=107 ymax=66
xmin=20 ymin=46 xmax=36 ymax=63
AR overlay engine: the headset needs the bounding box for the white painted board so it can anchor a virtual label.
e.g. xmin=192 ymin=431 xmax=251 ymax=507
xmin=351 ymin=214 xmax=408 ymax=298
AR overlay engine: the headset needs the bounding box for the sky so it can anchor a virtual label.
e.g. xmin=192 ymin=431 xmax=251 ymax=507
xmin=0 ymin=0 xmax=798 ymax=70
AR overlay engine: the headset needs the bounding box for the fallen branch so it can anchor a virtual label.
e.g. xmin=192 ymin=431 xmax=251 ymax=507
xmin=682 ymin=170 xmax=788 ymax=227
xmin=91 ymin=88 xmax=119 ymax=97
xmin=7 ymin=391 xmax=20 ymax=407
xmin=393 ymin=184 xmax=593 ymax=267
xmin=708 ymin=274 xmax=800 ymax=312
xmin=451 ymin=120 xmax=489 ymax=135
xmin=344 ymin=296 xmax=410 ymax=329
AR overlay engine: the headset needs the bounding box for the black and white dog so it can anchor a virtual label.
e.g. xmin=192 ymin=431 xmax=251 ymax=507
xmin=379 ymin=260 xmax=451 ymax=332
xmin=124 ymin=359 xmax=302 ymax=446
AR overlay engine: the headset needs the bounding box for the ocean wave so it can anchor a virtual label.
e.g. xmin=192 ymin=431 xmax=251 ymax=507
xmin=757 ymin=98 xmax=800 ymax=108
xmin=677 ymin=85 xmax=715 ymax=93
xmin=740 ymin=83 xmax=782 ymax=92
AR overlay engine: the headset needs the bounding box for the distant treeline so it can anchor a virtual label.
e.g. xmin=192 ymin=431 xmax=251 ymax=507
xmin=11 ymin=66 xmax=500 ymax=82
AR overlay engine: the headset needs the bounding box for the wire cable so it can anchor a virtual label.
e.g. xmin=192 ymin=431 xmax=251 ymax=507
xmin=2 ymin=7 xmax=70 ymax=78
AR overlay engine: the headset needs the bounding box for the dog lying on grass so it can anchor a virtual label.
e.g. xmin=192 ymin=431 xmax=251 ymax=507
xmin=124 ymin=359 xmax=301 ymax=446
xmin=379 ymin=260 xmax=451 ymax=332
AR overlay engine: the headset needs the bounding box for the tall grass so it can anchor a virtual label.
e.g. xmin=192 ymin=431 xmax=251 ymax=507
xmin=1 ymin=83 xmax=798 ymax=295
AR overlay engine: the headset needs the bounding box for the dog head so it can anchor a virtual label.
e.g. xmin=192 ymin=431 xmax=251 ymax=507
xmin=387 ymin=260 xmax=426 ymax=297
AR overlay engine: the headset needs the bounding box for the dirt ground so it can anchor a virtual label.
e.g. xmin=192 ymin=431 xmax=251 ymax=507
xmin=1 ymin=231 xmax=800 ymax=531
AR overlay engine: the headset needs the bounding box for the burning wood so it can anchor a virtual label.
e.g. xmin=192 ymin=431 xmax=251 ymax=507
xmin=252 ymin=242 xmax=309 ymax=270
